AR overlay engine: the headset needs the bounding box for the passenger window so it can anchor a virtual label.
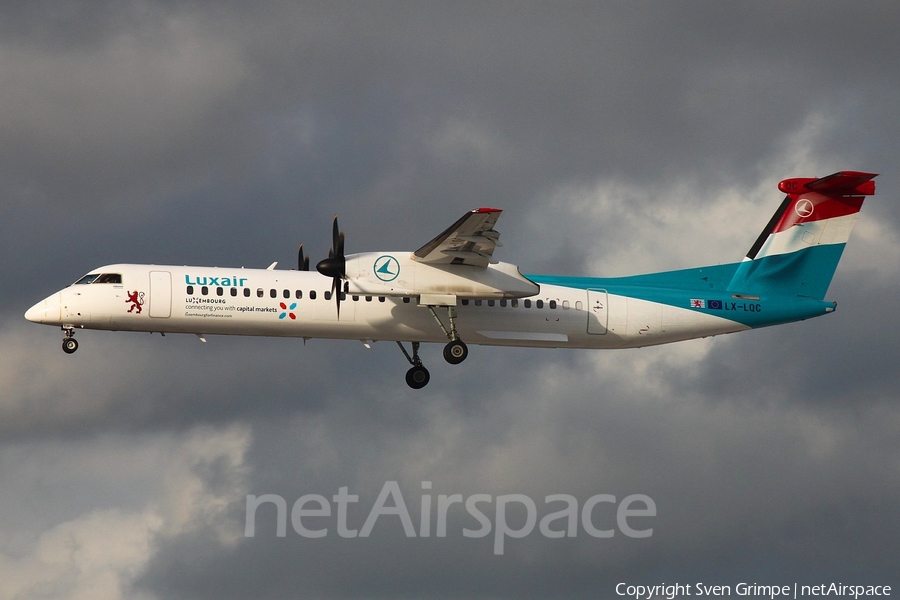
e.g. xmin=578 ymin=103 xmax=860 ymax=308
xmin=270 ymin=289 xmax=277 ymax=298
xmin=257 ymin=288 xmax=264 ymax=298
xmin=524 ymin=299 xmax=532 ymax=308
xmin=310 ymin=290 xmax=317 ymax=300
xmin=217 ymin=287 xmax=224 ymax=296
xmin=340 ymin=292 xmax=347 ymax=301
xmin=461 ymin=299 xmax=469 ymax=306
xmin=511 ymin=299 xmax=518 ymax=307
xmin=500 ymin=299 xmax=507 ymax=307
xmin=379 ymin=296 xmax=385 ymax=302
xmin=201 ymin=286 xmax=209 ymax=296
xmin=549 ymin=300 xmax=557 ymax=309
xmin=295 ymin=290 xmax=303 ymax=299
xmin=575 ymin=301 xmax=583 ymax=310
xmin=186 ymin=286 xmax=194 ymax=295
xmin=536 ymin=300 xmax=544 ymax=309
xmin=325 ymin=291 xmax=331 ymax=300
xmin=488 ymin=300 xmax=495 ymax=307
xmin=365 ymin=296 xmax=372 ymax=302
xmin=403 ymin=297 xmax=410 ymax=303
xmin=352 ymin=295 xmax=359 ymax=301
xmin=283 ymin=289 xmax=290 ymax=299
xmin=474 ymin=299 xmax=482 ymax=306
xmin=244 ymin=288 xmax=251 ymax=297
xmin=562 ymin=300 xmax=569 ymax=309
xmin=230 ymin=288 xmax=237 ymax=297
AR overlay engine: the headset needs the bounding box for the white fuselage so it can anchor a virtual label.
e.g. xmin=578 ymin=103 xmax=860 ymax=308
xmin=26 ymin=263 xmax=749 ymax=349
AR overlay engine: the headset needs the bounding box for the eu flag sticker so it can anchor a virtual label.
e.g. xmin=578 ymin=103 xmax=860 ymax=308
xmin=707 ymin=299 xmax=723 ymax=310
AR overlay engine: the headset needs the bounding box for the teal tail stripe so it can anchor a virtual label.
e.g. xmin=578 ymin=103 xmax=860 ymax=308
xmin=527 ymin=245 xmax=844 ymax=330
xmin=727 ymin=243 xmax=847 ymax=300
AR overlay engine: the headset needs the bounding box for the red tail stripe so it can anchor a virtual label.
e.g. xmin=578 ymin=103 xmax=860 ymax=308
xmin=771 ymin=194 xmax=864 ymax=234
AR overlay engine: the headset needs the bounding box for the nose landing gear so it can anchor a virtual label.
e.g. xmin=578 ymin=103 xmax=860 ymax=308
xmin=61 ymin=328 xmax=78 ymax=354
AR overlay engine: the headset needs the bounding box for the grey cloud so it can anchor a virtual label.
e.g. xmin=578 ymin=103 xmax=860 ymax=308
xmin=3 ymin=1 xmax=899 ymax=599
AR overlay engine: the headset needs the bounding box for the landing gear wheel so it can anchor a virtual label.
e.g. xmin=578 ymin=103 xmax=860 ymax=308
xmin=62 ymin=338 xmax=78 ymax=354
xmin=406 ymin=365 xmax=430 ymax=389
xmin=443 ymin=339 xmax=468 ymax=364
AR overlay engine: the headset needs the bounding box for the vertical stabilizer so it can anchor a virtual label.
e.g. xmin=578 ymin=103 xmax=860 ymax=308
xmin=727 ymin=171 xmax=877 ymax=299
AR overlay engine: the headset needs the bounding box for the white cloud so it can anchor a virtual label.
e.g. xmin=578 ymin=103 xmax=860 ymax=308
xmin=528 ymin=175 xmax=765 ymax=277
xmin=524 ymin=111 xmax=895 ymax=282
xmin=0 ymin=509 xmax=162 ymax=600
xmin=0 ymin=425 xmax=251 ymax=600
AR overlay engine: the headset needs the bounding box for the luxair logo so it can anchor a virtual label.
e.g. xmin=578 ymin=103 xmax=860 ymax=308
xmin=795 ymin=198 xmax=815 ymax=218
xmin=374 ymin=255 xmax=400 ymax=282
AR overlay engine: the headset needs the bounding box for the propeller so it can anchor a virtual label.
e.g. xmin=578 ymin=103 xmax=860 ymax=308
xmin=297 ymin=244 xmax=310 ymax=271
xmin=315 ymin=215 xmax=346 ymax=317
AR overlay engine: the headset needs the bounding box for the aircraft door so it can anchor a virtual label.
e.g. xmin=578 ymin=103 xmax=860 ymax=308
xmin=149 ymin=271 xmax=172 ymax=318
xmin=587 ymin=289 xmax=608 ymax=334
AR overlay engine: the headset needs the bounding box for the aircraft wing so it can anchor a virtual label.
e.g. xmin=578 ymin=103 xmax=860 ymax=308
xmin=412 ymin=208 xmax=503 ymax=268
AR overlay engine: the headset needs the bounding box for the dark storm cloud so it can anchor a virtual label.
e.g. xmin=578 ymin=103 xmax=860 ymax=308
xmin=5 ymin=1 xmax=898 ymax=215
xmin=3 ymin=1 xmax=899 ymax=599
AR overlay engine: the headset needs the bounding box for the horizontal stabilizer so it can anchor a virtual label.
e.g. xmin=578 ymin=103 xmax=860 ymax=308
xmin=778 ymin=171 xmax=877 ymax=197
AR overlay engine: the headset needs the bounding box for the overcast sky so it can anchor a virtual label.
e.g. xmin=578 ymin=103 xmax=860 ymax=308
xmin=2 ymin=2 xmax=899 ymax=598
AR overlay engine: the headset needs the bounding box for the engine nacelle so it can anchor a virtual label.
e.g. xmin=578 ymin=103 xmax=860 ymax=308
xmin=343 ymin=252 xmax=539 ymax=300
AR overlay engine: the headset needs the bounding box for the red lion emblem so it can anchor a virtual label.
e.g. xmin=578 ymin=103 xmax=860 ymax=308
xmin=126 ymin=290 xmax=144 ymax=314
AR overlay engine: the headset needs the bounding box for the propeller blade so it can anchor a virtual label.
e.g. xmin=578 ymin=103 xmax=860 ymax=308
xmin=315 ymin=214 xmax=347 ymax=318
xmin=298 ymin=244 xmax=310 ymax=271
xmin=332 ymin=215 xmax=340 ymax=253
xmin=333 ymin=277 xmax=341 ymax=318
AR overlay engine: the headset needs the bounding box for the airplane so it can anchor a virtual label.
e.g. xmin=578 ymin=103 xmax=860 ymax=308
xmin=25 ymin=171 xmax=876 ymax=389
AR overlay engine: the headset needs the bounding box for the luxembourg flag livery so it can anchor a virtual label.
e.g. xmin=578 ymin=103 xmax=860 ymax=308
xmin=727 ymin=171 xmax=876 ymax=300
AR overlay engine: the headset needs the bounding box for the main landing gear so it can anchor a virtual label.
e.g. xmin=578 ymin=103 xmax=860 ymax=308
xmin=397 ymin=304 xmax=471 ymax=389
xmin=443 ymin=339 xmax=468 ymax=364
xmin=61 ymin=327 xmax=78 ymax=354
xmin=426 ymin=305 xmax=469 ymax=365
xmin=397 ymin=342 xmax=430 ymax=389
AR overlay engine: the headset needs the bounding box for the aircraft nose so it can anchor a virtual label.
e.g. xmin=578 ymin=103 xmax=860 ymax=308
xmin=25 ymin=293 xmax=61 ymax=324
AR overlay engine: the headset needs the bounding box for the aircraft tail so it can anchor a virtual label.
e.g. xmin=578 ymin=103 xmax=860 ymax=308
xmin=727 ymin=171 xmax=877 ymax=300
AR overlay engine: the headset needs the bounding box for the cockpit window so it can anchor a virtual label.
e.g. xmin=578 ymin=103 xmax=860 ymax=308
xmin=94 ymin=273 xmax=122 ymax=284
xmin=74 ymin=273 xmax=122 ymax=285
